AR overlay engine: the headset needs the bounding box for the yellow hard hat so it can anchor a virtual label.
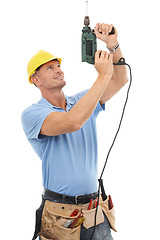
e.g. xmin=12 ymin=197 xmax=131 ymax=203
xmin=27 ymin=50 xmax=62 ymax=84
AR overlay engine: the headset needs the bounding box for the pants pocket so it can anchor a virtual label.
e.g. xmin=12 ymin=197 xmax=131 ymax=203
xmin=82 ymin=205 xmax=104 ymax=229
xmin=41 ymin=200 xmax=81 ymax=240
xmin=99 ymin=196 xmax=117 ymax=232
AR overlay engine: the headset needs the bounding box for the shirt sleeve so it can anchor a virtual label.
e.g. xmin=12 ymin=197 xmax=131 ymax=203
xmin=21 ymin=105 xmax=53 ymax=141
xmin=74 ymin=89 xmax=105 ymax=117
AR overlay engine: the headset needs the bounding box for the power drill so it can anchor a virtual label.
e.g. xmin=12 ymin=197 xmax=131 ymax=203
xmin=82 ymin=16 xmax=115 ymax=65
xmin=82 ymin=16 xmax=97 ymax=65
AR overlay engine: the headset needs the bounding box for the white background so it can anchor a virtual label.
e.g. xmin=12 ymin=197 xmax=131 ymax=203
xmin=1 ymin=0 xmax=160 ymax=239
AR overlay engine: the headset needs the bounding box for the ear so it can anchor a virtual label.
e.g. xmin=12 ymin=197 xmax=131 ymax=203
xmin=31 ymin=75 xmax=41 ymax=87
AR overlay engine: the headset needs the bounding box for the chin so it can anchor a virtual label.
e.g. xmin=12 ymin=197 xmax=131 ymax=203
xmin=59 ymin=81 xmax=66 ymax=90
xmin=63 ymin=80 xmax=66 ymax=87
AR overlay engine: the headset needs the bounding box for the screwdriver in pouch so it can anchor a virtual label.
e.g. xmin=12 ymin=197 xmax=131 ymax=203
xmin=69 ymin=213 xmax=84 ymax=228
xmin=72 ymin=215 xmax=85 ymax=228
xmin=108 ymin=195 xmax=113 ymax=210
xmin=88 ymin=199 xmax=93 ymax=210
xmin=70 ymin=209 xmax=79 ymax=217
xmin=94 ymin=199 xmax=98 ymax=208
xmin=63 ymin=220 xmax=73 ymax=228
xmin=63 ymin=209 xmax=80 ymax=228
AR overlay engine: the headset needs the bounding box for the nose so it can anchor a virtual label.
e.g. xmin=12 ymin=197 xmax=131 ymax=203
xmin=57 ymin=69 xmax=61 ymax=73
xmin=55 ymin=69 xmax=64 ymax=78
xmin=56 ymin=66 xmax=62 ymax=74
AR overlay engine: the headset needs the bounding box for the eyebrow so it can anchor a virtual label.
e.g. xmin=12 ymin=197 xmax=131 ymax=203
xmin=47 ymin=62 xmax=60 ymax=68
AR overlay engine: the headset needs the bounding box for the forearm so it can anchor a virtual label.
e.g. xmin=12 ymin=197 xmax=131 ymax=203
xmin=99 ymin=47 xmax=128 ymax=104
xmin=111 ymin=47 xmax=128 ymax=83
xmin=94 ymin=23 xmax=128 ymax=85
xmin=68 ymin=75 xmax=110 ymax=128
xmin=68 ymin=50 xmax=113 ymax=128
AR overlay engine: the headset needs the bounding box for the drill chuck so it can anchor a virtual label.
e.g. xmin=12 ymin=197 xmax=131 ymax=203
xmin=84 ymin=16 xmax=90 ymax=27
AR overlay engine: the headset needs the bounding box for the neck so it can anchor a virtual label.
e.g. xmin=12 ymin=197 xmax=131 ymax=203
xmin=41 ymin=89 xmax=66 ymax=111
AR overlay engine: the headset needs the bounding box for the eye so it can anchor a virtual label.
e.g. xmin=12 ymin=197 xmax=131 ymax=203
xmin=48 ymin=66 xmax=53 ymax=70
xmin=47 ymin=64 xmax=60 ymax=70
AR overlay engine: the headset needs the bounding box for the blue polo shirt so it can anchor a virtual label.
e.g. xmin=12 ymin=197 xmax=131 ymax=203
xmin=21 ymin=90 xmax=105 ymax=196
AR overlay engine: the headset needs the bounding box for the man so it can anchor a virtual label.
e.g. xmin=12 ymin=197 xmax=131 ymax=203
xmin=22 ymin=23 xmax=128 ymax=240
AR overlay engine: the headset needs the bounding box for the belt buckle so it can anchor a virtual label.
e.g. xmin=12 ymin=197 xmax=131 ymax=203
xmin=75 ymin=194 xmax=84 ymax=205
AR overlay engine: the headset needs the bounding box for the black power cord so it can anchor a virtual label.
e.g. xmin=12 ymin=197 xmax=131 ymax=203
xmin=90 ymin=58 xmax=132 ymax=240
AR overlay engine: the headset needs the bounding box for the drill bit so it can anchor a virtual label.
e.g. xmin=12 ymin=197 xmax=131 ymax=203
xmin=84 ymin=0 xmax=90 ymax=27
xmin=86 ymin=0 xmax=88 ymax=16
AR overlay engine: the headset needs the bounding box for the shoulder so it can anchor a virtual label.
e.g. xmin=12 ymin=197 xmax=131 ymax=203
xmin=21 ymin=102 xmax=44 ymax=122
xmin=21 ymin=98 xmax=54 ymax=135
xmin=21 ymin=98 xmax=53 ymax=119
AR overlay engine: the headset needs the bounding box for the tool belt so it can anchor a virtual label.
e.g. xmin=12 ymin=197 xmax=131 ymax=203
xmin=43 ymin=189 xmax=98 ymax=205
xmin=32 ymin=189 xmax=117 ymax=240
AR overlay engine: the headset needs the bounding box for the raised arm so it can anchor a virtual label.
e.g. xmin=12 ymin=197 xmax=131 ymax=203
xmin=94 ymin=23 xmax=128 ymax=104
xmin=40 ymin=51 xmax=113 ymax=136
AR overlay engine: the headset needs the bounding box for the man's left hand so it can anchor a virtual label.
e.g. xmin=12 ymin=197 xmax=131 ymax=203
xmin=94 ymin=23 xmax=118 ymax=50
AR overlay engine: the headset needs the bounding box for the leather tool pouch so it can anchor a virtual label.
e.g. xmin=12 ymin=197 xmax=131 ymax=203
xmin=82 ymin=205 xmax=104 ymax=229
xmin=99 ymin=195 xmax=117 ymax=232
xmin=40 ymin=200 xmax=81 ymax=240
xmin=38 ymin=199 xmax=105 ymax=240
xmin=98 ymin=178 xmax=117 ymax=232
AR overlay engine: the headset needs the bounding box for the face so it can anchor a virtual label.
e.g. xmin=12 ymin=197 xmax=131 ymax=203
xmin=33 ymin=60 xmax=66 ymax=90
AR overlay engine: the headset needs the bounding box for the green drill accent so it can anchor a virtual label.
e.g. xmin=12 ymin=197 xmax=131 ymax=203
xmin=82 ymin=16 xmax=97 ymax=64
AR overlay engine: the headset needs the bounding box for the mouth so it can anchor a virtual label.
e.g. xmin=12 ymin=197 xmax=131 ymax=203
xmin=55 ymin=74 xmax=64 ymax=80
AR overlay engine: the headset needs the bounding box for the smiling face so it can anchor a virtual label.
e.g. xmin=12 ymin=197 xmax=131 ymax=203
xmin=32 ymin=60 xmax=66 ymax=91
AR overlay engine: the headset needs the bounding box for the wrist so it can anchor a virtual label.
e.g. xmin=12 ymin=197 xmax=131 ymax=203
xmin=97 ymin=73 xmax=112 ymax=81
xmin=106 ymin=42 xmax=119 ymax=52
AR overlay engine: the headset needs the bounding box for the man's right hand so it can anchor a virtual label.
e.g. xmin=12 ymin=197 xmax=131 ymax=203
xmin=94 ymin=50 xmax=113 ymax=79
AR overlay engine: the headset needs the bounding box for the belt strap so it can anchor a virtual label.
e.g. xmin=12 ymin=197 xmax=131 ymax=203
xmin=98 ymin=178 xmax=107 ymax=201
xmin=43 ymin=189 xmax=98 ymax=205
xmin=32 ymin=198 xmax=46 ymax=240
